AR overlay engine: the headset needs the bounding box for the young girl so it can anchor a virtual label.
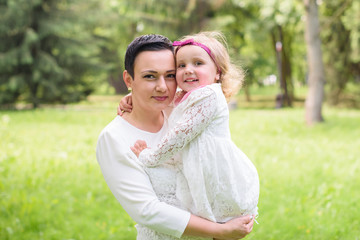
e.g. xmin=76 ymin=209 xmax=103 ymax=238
xmin=129 ymin=32 xmax=259 ymax=223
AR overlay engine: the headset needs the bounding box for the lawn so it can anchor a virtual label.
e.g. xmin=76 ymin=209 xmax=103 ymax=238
xmin=1 ymin=95 xmax=359 ymax=240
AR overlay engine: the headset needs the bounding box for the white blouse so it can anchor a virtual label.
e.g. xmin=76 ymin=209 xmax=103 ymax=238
xmin=96 ymin=115 xmax=193 ymax=239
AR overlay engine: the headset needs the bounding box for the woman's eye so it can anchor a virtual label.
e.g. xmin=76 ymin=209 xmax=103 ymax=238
xmin=167 ymin=74 xmax=176 ymax=79
xmin=144 ymin=74 xmax=155 ymax=79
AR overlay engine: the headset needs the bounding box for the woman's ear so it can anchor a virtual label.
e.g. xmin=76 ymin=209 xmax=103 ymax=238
xmin=123 ymin=70 xmax=133 ymax=89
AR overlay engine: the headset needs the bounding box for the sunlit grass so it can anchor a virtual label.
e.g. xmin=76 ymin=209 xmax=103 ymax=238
xmin=1 ymin=95 xmax=359 ymax=239
xmin=0 ymin=104 xmax=136 ymax=240
xmin=230 ymin=107 xmax=360 ymax=239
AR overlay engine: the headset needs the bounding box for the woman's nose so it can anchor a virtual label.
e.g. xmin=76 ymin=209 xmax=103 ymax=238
xmin=155 ymin=76 xmax=167 ymax=92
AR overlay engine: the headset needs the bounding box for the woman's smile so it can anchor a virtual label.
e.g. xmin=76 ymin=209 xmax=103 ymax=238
xmin=152 ymin=96 xmax=168 ymax=101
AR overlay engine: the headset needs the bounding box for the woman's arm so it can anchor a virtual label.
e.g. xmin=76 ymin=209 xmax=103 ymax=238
xmin=185 ymin=215 xmax=254 ymax=240
xmin=137 ymin=87 xmax=217 ymax=166
xmin=97 ymin=128 xmax=189 ymax=237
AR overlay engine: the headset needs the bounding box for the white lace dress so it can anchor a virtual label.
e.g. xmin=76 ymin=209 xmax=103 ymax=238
xmin=139 ymin=83 xmax=259 ymax=223
xmin=137 ymin=161 xmax=209 ymax=240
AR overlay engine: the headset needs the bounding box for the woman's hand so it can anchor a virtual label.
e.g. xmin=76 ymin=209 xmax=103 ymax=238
xmin=215 ymin=215 xmax=255 ymax=240
xmin=117 ymin=94 xmax=133 ymax=116
xmin=130 ymin=140 xmax=148 ymax=157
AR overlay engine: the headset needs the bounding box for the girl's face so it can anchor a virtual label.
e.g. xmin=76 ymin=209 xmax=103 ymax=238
xmin=126 ymin=50 xmax=177 ymax=114
xmin=175 ymin=45 xmax=220 ymax=93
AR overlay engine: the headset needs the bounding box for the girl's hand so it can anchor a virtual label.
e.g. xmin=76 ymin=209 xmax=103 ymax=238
xmin=130 ymin=140 xmax=148 ymax=157
xmin=215 ymin=215 xmax=254 ymax=240
xmin=117 ymin=94 xmax=133 ymax=116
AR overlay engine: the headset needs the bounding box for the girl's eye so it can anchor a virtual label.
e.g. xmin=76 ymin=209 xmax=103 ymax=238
xmin=195 ymin=61 xmax=203 ymax=66
xmin=178 ymin=64 xmax=185 ymax=68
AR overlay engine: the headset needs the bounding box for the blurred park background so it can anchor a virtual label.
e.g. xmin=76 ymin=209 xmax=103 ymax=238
xmin=1 ymin=0 xmax=359 ymax=239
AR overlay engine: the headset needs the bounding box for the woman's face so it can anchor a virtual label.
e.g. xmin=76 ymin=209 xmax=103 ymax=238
xmin=129 ymin=50 xmax=177 ymax=113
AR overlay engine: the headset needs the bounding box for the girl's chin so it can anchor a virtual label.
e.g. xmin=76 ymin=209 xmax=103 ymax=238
xmin=181 ymin=83 xmax=199 ymax=90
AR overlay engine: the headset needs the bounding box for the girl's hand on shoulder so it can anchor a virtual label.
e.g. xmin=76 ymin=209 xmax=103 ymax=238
xmin=117 ymin=94 xmax=133 ymax=116
xmin=130 ymin=140 xmax=148 ymax=157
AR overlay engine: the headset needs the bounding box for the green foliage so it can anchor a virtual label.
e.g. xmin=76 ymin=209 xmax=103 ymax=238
xmin=341 ymin=0 xmax=360 ymax=63
xmin=212 ymin=0 xmax=359 ymax=106
xmin=0 ymin=0 xmax=105 ymax=107
xmin=320 ymin=0 xmax=355 ymax=105
xmin=1 ymin=0 xmax=359 ymax=108
xmin=209 ymin=0 xmax=307 ymax=106
xmin=1 ymin=97 xmax=359 ymax=239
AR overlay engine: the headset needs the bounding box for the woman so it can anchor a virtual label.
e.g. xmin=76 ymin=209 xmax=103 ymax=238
xmin=96 ymin=34 xmax=254 ymax=239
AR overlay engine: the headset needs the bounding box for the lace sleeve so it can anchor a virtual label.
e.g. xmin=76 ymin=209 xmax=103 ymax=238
xmin=139 ymin=87 xmax=217 ymax=167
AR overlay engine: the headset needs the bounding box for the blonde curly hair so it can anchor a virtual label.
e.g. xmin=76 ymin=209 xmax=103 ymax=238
xmin=175 ymin=31 xmax=244 ymax=101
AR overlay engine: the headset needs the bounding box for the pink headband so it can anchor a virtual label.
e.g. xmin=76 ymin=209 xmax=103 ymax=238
xmin=173 ymin=39 xmax=221 ymax=74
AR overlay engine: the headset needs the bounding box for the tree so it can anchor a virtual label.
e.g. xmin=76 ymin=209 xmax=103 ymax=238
xmin=321 ymin=0 xmax=359 ymax=105
xmin=0 ymin=0 xmax=103 ymax=108
xmin=257 ymin=0 xmax=304 ymax=107
xmin=304 ymin=0 xmax=325 ymax=124
xmin=211 ymin=0 xmax=305 ymax=106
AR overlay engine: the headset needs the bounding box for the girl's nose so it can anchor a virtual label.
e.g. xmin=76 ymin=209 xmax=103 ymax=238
xmin=184 ymin=65 xmax=194 ymax=74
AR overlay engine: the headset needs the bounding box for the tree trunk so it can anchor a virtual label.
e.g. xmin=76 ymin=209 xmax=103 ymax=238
xmin=109 ymin=74 xmax=128 ymax=94
xmin=244 ymin=85 xmax=251 ymax=102
xmin=271 ymin=27 xmax=292 ymax=108
xmin=304 ymin=0 xmax=325 ymax=125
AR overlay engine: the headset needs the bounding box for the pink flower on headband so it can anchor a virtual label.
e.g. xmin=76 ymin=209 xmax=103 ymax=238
xmin=173 ymin=39 xmax=221 ymax=74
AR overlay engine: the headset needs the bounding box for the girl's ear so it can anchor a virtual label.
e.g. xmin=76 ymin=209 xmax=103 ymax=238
xmin=123 ymin=70 xmax=133 ymax=89
xmin=215 ymin=72 xmax=220 ymax=82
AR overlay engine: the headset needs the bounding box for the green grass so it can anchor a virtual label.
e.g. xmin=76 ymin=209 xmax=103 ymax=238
xmin=230 ymin=107 xmax=360 ymax=239
xmin=1 ymin=95 xmax=359 ymax=240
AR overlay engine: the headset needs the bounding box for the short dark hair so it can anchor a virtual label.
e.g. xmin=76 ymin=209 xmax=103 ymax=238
xmin=124 ymin=34 xmax=174 ymax=78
